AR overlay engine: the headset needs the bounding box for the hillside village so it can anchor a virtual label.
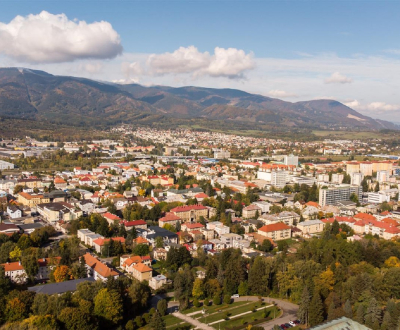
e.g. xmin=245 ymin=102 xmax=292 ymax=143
xmin=0 ymin=127 xmax=399 ymax=329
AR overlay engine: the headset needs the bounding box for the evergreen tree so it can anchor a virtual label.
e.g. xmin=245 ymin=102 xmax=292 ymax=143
xmin=248 ymin=257 xmax=266 ymax=295
xmin=298 ymin=287 xmax=312 ymax=325
xmin=148 ymin=311 xmax=166 ymax=330
xmin=157 ymin=299 xmax=167 ymax=316
xmin=374 ymin=182 xmax=380 ymax=192
xmin=365 ymin=298 xmax=381 ymax=326
xmin=381 ymin=311 xmax=391 ymax=330
xmin=356 ymin=305 xmax=365 ymax=324
xmin=343 ymin=299 xmax=352 ymax=319
xmin=309 ymin=291 xmax=324 ymax=327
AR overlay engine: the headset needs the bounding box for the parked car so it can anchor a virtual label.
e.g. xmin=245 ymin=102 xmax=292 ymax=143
xmin=231 ymin=294 xmax=239 ymax=298
xmin=280 ymin=324 xmax=287 ymax=329
xmin=285 ymin=323 xmax=292 ymax=328
xmin=289 ymin=321 xmax=296 ymax=327
xmin=294 ymin=320 xmax=300 ymax=324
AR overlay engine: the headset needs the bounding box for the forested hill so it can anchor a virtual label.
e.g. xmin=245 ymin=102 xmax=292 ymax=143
xmin=0 ymin=67 xmax=397 ymax=131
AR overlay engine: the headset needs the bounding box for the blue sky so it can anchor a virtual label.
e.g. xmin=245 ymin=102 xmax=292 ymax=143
xmin=1 ymin=0 xmax=400 ymax=121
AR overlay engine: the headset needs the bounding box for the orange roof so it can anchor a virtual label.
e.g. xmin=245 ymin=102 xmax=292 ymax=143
xmin=305 ymin=201 xmax=320 ymax=208
xmin=19 ymin=192 xmax=44 ymax=200
xmin=354 ymin=213 xmax=376 ymax=221
xmin=259 ymin=222 xmax=291 ymax=233
xmin=83 ymin=253 xmax=118 ymax=278
xmin=159 ymin=213 xmax=181 ymax=222
xmin=54 ymin=177 xmax=66 ymax=184
xmin=103 ymin=212 xmax=121 ymax=221
xmin=135 ymin=237 xmax=149 ymax=245
xmin=2 ymin=261 xmax=24 ymax=272
xmin=133 ymin=263 xmax=152 ymax=273
xmin=124 ymin=256 xmax=142 ymax=266
xmin=93 ymin=237 xmax=125 ymax=246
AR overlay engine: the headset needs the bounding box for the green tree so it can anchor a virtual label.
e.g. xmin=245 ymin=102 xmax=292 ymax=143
xmin=298 ymin=286 xmax=311 ymax=325
xmin=94 ymin=288 xmax=123 ymax=326
xmin=58 ymin=307 xmax=92 ymax=330
xmin=157 ymin=299 xmax=168 ymax=316
xmin=192 ymin=278 xmax=204 ymax=299
xmin=238 ymin=281 xmax=248 ymax=296
xmin=21 ymin=254 xmax=39 ymax=282
xmin=213 ymin=293 xmax=221 ymax=305
xmin=343 ymin=299 xmax=353 ymax=318
xmin=148 ymin=311 xmax=166 ymax=330
xmin=132 ymin=244 xmax=150 ymax=256
xmin=308 ymin=291 xmax=324 ymax=326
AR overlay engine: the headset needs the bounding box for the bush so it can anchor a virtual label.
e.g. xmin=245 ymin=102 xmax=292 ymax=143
xmin=134 ymin=316 xmax=143 ymax=328
xmin=149 ymin=307 xmax=156 ymax=316
xmin=203 ymin=298 xmax=210 ymax=306
xmin=142 ymin=313 xmax=150 ymax=324
xmin=223 ymin=295 xmax=231 ymax=304
xmin=213 ymin=294 xmax=221 ymax=306
xmin=193 ymin=298 xmax=200 ymax=307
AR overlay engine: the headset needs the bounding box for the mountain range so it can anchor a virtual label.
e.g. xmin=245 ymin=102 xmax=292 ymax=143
xmin=0 ymin=67 xmax=397 ymax=131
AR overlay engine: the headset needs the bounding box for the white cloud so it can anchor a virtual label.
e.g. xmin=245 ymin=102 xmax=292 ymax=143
xmin=365 ymin=102 xmax=399 ymax=111
xmin=80 ymin=62 xmax=104 ymax=74
xmin=146 ymin=46 xmax=254 ymax=78
xmin=205 ymin=47 xmax=254 ymax=78
xmin=344 ymin=100 xmax=399 ymax=112
xmin=267 ymin=90 xmax=298 ymax=98
xmin=0 ymin=11 xmax=122 ymax=63
xmin=147 ymin=46 xmax=210 ymax=75
xmin=324 ymin=72 xmax=353 ymax=84
xmin=344 ymin=100 xmax=361 ymax=109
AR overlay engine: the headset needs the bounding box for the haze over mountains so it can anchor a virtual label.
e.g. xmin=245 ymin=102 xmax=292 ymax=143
xmin=0 ymin=67 xmax=397 ymax=130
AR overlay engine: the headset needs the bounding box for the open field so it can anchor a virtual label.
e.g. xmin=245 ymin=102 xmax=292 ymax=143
xmin=311 ymin=130 xmax=397 ymax=140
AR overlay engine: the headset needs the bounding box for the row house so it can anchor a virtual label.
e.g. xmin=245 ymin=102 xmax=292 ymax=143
xmin=77 ymin=228 xmax=104 ymax=247
xmin=92 ymin=237 xmax=126 ymax=254
xmin=82 ymin=253 xmax=119 ymax=281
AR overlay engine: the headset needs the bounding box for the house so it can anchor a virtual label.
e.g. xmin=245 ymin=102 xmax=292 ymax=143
xmin=153 ymin=248 xmax=168 ymax=260
xmin=103 ymin=212 xmax=122 ymax=225
xmin=121 ymin=220 xmax=147 ymax=231
xmin=1 ymin=257 xmax=61 ymax=283
xmin=17 ymin=178 xmax=43 ymax=189
xmin=54 ymin=177 xmax=67 ymax=189
xmin=37 ymin=202 xmax=82 ymax=223
xmin=170 ymin=205 xmax=209 ymax=223
xmin=258 ymin=222 xmax=291 ymax=241
xmin=242 ymin=204 xmax=262 ymax=219
xmin=82 ymin=253 xmax=119 ymax=281
xmin=77 ymin=228 xmax=104 ymax=246
xmin=18 ymin=192 xmax=49 ymax=207
xmin=7 ymin=205 xmax=22 ymax=219
xmin=296 ymin=220 xmax=324 ymax=235
xmin=149 ymin=274 xmax=168 ymax=290
xmin=181 ymin=222 xmax=205 ymax=232
xmin=159 ymin=213 xmax=181 ymax=228
xmin=141 ymin=226 xmax=179 ymax=245
xmin=207 ymin=221 xmax=230 ymax=236
xmin=259 ymin=211 xmax=300 ymax=226
xmin=92 ymin=237 xmax=125 ymax=254
xmin=131 ymin=263 xmax=153 ymax=282
xmin=0 ymin=223 xmax=20 ymax=234
xmin=76 ymin=200 xmax=95 ymax=214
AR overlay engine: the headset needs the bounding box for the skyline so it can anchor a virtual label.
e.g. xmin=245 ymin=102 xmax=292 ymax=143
xmin=1 ymin=1 xmax=400 ymax=121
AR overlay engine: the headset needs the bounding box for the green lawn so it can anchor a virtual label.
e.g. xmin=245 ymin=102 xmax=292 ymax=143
xmin=182 ymin=301 xmax=248 ymax=315
xmin=196 ymin=302 xmax=262 ymax=323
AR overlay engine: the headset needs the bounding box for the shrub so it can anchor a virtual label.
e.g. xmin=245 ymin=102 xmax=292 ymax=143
xmin=223 ymin=295 xmax=231 ymax=304
xmin=203 ymin=298 xmax=210 ymax=306
xmin=193 ymin=298 xmax=200 ymax=307
xmin=213 ymin=294 xmax=221 ymax=306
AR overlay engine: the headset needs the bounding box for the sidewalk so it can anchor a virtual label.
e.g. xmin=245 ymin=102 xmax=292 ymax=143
xmin=173 ymin=311 xmax=215 ymax=330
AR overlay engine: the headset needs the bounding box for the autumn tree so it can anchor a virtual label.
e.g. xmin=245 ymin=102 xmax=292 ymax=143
xmin=94 ymin=288 xmax=123 ymax=326
xmin=53 ymin=265 xmax=72 ymax=282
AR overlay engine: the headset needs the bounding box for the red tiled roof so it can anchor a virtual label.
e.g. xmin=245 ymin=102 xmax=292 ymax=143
xmin=122 ymin=220 xmax=147 ymax=227
xmin=103 ymin=212 xmax=121 ymax=221
xmin=259 ymin=222 xmax=291 ymax=233
xmin=170 ymin=205 xmax=207 ymax=213
xmin=133 ymin=263 xmax=152 ymax=273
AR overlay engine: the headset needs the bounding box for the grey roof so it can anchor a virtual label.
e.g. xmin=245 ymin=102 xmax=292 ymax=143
xmin=307 ymin=317 xmax=370 ymax=330
xmin=28 ymin=277 xmax=96 ymax=295
xmin=18 ymin=223 xmax=44 ymax=231
xmin=147 ymin=226 xmax=178 ymax=240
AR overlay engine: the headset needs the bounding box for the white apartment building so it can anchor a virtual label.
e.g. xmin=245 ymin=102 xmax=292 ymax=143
xmin=271 ymin=171 xmax=289 ymax=188
xmin=367 ymin=192 xmax=390 ymax=204
xmin=319 ymin=185 xmax=363 ymax=207
xmin=351 ymin=172 xmax=364 ymax=186
xmin=331 ymin=173 xmax=344 ymax=184
xmin=283 ymin=154 xmax=298 ymax=166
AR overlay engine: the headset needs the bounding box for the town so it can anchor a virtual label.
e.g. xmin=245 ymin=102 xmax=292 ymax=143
xmin=0 ymin=127 xmax=399 ymax=330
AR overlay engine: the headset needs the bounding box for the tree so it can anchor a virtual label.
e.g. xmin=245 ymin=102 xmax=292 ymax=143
xmin=21 ymin=253 xmax=39 ymax=282
xmin=248 ymin=257 xmax=266 ymax=295
xmin=174 ymin=268 xmax=194 ymax=311
xmin=364 ymin=298 xmax=381 ymax=327
xmin=155 ymin=236 xmax=164 ymax=248
xmin=308 ymin=291 xmax=324 ymax=326
xmin=238 ymin=281 xmax=248 ymax=296
xmin=53 ymin=265 xmax=72 ymax=282
xmin=223 ymin=294 xmax=232 ymax=304
xmin=5 ymin=297 xmax=26 ymax=322
xmin=132 ymin=243 xmax=150 ymax=256
xmin=343 ymin=299 xmax=353 ymax=318
xmin=157 ymin=299 xmax=168 ymax=316
xmin=298 ymin=286 xmax=311 ymax=325
xmin=374 ymin=182 xmax=380 ymax=192
xmin=94 ymin=288 xmax=123 ymax=326
xmin=192 ymin=278 xmax=204 ymax=299
xmin=58 ymin=307 xmax=92 ymax=330
xmin=213 ymin=293 xmax=221 ymax=305
xmin=148 ymin=311 xmax=166 ymax=330
xmin=128 ymin=280 xmax=151 ymax=313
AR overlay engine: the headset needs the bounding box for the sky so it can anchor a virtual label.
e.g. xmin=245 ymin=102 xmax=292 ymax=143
xmin=1 ymin=0 xmax=400 ymax=121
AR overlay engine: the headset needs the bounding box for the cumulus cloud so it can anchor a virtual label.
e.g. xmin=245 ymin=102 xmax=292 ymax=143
xmin=324 ymin=72 xmax=353 ymax=84
xmin=344 ymin=100 xmax=399 ymax=112
xmin=365 ymin=102 xmax=399 ymax=111
xmin=0 ymin=11 xmax=122 ymax=63
xmin=267 ymin=90 xmax=298 ymax=98
xmin=146 ymin=46 xmax=254 ymax=78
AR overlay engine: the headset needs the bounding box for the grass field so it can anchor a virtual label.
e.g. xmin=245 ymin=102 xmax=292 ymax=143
xmin=311 ymin=130 xmax=395 ymax=140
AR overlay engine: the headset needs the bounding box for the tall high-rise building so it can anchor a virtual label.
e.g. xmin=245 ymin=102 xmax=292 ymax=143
xmin=351 ymin=172 xmax=364 ymax=186
xmin=283 ymin=154 xmax=298 ymax=166
xmin=319 ymin=184 xmax=362 ymax=207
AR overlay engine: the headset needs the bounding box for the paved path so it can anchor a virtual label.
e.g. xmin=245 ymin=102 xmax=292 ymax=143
xmin=208 ymin=304 xmax=273 ymax=326
xmin=255 ymin=297 xmax=299 ymax=329
xmin=173 ymin=311 xmax=215 ymax=330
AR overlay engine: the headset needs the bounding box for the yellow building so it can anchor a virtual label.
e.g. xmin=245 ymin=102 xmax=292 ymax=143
xmin=170 ymin=205 xmax=209 ymax=223
xmin=18 ymin=192 xmax=49 ymax=207
xmin=131 ymin=263 xmax=152 ymax=282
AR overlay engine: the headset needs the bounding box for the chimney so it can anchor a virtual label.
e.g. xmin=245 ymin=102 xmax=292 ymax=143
xmin=19 ymin=261 xmax=21 ymax=265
